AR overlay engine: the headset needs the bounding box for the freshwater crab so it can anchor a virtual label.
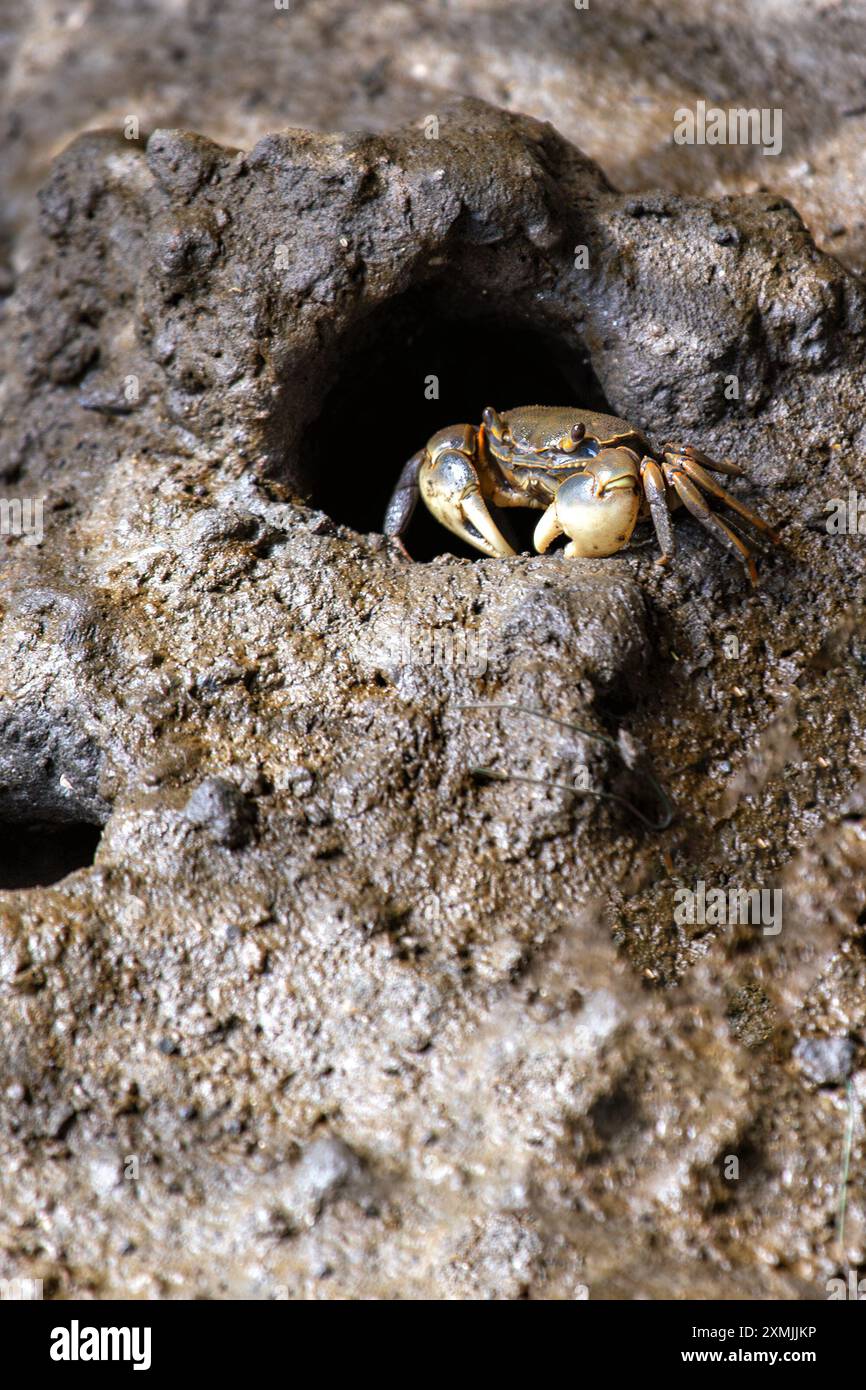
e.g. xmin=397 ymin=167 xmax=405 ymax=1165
xmin=383 ymin=405 xmax=780 ymax=583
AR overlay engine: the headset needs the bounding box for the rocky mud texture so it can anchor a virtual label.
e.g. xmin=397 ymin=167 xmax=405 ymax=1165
xmin=1 ymin=42 xmax=866 ymax=1299
xmin=3 ymin=1 xmax=866 ymax=280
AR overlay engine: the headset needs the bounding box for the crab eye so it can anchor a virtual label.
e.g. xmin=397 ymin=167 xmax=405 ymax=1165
xmin=482 ymin=406 xmax=506 ymax=440
xmin=559 ymin=423 xmax=589 ymax=453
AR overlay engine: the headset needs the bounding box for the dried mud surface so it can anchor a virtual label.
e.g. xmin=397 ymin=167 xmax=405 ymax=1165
xmin=0 ymin=2 xmax=865 ymax=1300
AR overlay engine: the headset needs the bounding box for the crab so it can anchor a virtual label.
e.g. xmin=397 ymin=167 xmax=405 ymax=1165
xmin=383 ymin=405 xmax=780 ymax=583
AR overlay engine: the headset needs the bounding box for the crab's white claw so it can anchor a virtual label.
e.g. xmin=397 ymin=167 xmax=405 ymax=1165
xmin=554 ymin=448 xmax=641 ymax=558
xmin=533 ymin=501 xmax=563 ymax=554
xmin=420 ymin=451 xmax=516 ymax=558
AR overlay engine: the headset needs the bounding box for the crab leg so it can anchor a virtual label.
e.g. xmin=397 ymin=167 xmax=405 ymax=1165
xmin=668 ymin=471 xmax=759 ymax=585
xmin=672 ymin=444 xmax=744 ymax=478
xmin=383 ymin=449 xmax=425 ymax=556
xmin=670 ymin=452 xmax=781 ymax=542
xmin=640 ymin=457 xmax=675 ymax=567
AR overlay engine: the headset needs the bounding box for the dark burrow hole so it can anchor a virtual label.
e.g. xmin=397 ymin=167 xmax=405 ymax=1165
xmin=302 ymin=297 xmax=613 ymax=561
xmin=0 ymin=821 xmax=102 ymax=890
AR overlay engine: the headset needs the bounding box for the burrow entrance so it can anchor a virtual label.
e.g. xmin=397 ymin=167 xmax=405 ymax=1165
xmin=301 ymin=296 xmax=612 ymax=560
xmin=0 ymin=822 xmax=102 ymax=890
xmin=0 ymin=708 xmax=107 ymax=890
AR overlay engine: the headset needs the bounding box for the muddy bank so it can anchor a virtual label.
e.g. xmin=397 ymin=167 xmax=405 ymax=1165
xmin=0 ymin=6 xmax=865 ymax=1300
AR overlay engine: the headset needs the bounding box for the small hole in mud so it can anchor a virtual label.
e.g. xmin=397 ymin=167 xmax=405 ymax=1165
xmin=302 ymin=296 xmax=612 ymax=560
xmin=588 ymin=1085 xmax=641 ymax=1144
xmin=0 ymin=821 xmax=101 ymax=890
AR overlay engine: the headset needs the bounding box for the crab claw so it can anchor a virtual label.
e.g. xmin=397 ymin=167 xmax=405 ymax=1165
xmin=419 ymin=450 xmax=516 ymax=558
xmin=536 ymin=448 xmax=641 ymax=558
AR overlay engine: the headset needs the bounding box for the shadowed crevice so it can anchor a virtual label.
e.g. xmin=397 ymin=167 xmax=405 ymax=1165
xmin=302 ymin=291 xmax=613 ymax=560
xmin=0 ymin=821 xmax=102 ymax=889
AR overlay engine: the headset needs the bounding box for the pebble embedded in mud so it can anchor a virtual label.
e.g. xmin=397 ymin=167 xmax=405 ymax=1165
xmin=184 ymin=777 xmax=256 ymax=848
xmin=794 ymin=1036 xmax=856 ymax=1087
